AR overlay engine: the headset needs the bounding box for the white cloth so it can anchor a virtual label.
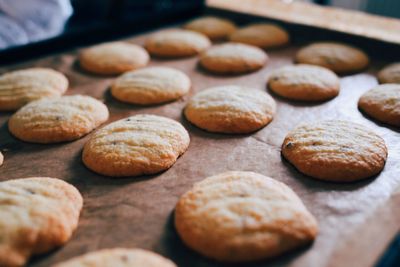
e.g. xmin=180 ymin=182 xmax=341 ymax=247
xmin=0 ymin=0 xmax=72 ymax=49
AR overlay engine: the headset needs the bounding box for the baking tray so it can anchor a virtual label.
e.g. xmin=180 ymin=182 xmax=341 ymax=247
xmin=0 ymin=6 xmax=400 ymax=267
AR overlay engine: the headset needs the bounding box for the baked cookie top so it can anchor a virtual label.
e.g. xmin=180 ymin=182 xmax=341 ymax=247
xmin=82 ymin=114 xmax=190 ymax=177
xmin=183 ymin=16 xmax=237 ymax=40
xmin=359 ymin=84 xmax=400 ymax=127
xmin=295 ymin=42 xmax=369 ymax=74
xmin=229 ymin=23 xmax=289 ymax=49
xmin=378 ymin=63 xmax=400 ymax=84
xmin=145 ymin=29 xmax=211 ymax=57
xmin=0 ymin=68 xmax=68 ymax=111
xmin=268 ymin=64 xmax=340 ymax=101
xmin=175 ymin=171 xmax=318 ymax=262
xmin=0 ymin=152 xmax=3 ymax=166
xmin=79 ymin=42 xmax=149 ymax=75
xmin=184 ymin=85 xmax=276 ymax=134
xmin=199 ymin=43 xmax=268 ymax=74
xmin=111 ymin=66 xmax=191 ymax=105
xmin=0 ymin=177 xmax=83 ymax=267
xmin=53 ymin=248 xmax=176 ymax=267
xmin=282 ymin=120 xmax=388 ymax=182
xmin=9 ymin=95 xmax=109 ymax=143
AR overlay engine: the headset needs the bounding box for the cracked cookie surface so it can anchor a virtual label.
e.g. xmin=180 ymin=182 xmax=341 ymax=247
xmin=79 ymin=42 xmax=149 ymax=75
xmin=9 ymin=95 xmax=109 ymax=143
xmin=0 ymin=68 xmax=68 ymax=111
xmin=358 ymin=84 xmax=400 ymax=127
xmin=184 ymin=85 xmax=276 ymax=133
xmin=295 ymin=42 xmax=369 ymax=74
xmin=175 ymin=171 xmax=318 ymax=262
xmin=111 ymin=66 xmax=191 ymax=105
xmin=145 ymin=29 xmax=211 ymax=58
xmin=378 ymin=63 xmax=400 ymax=84
xmin=53 ymin=248 xmax=176 ymax=267
xmin=282 ymin=120 xmax=388 ymax=182
xmin=268 ymin=64 xmax=340 ymax=101
xmin=200 ymin=43 xmax=268 ymax=74
xmin=82 ymin=114 xmax=190 ymax=177
xmin=0 ymin=177 xmax=83 ymax=267
xmin=184 ymin=16 xmax=237 ymax=40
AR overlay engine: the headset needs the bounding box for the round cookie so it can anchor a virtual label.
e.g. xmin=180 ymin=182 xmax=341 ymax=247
xmin=79 ymin=42 xmax=149 ymax=75
xmin=199 ymin=43 xmax=268 ymax=74
xmin=282 ymin=120 xmax=387 ymax=182
xmin=175 ymin=171 xmax=318 ymax=262
xmin=378 ymin=63 xmax=400 ymax=84
xmin=82 ymin=114 xmax=190 ymax=177
xmin=229 ymin=23 xmax=289 ymax=49
xmin=358 ymin=84 xmax=400 ymax=127
xmin=184 ymin=85 xmax=276 ymax=134
xmin=268 ymin=64 xmax=340 ymax=101
xmin=0 ymin=177 xmax=83 ymax=267
xmin=9 ymin=95 xmax=109 ymax=144
xmin=53 ymin=248 xmax=176 ymax=267
xmin=0 ymin=68 xmax=68 ymax=111
xmin=111 ymin=66 xmax=191 ymax=105
xmin=145 ymin=29 xmax=211 ymax=57
xmin=183 ymin=16 xmax=237 ymax=40
xmin=295 ymin=42 xmax=369 ymax=74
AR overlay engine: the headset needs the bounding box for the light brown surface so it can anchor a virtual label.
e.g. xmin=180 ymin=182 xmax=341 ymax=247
xmin=9 ymin=95 xmax=109 ymax=143
xmin=358 ymin=84 xmax=400 ymax=127
xmin=208 ymin=0 xmax=400 ymax=45
xmin=53 ymin=248 xmax=176 ymax=267
xmin=0 ymin=18 xmax=399 ymax=267
xmin=378 ymin=63 xmax=400 ymax=84
xmin=183 ymin=16 xmax=237 ymax=40
xmin=0 ymin=177 xmax=83 ymax=267
xmin=175 ymin=171 xmax=318 ymax=262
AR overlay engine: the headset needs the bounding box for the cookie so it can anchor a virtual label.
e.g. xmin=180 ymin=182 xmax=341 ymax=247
xmin=183 ymin=16 xmax=237 ymax=40
xmin=295 ymin=42 xmax=369 ymax=74
xmin=268 ymin=64 xmax=340 ymax=101
xmin=378 ymin=63 xmax=400 ymax=84
xmin=53 ymin=248 xmax=176 ymax=267
xmin=145 ymin=29 xmax=211 ymax=58
xmin=358 ymin=84 xmax=400 ymax=127
xmin=0 ymin=177 xmax=83 ymax=267
xmin=175 ymin=171 xmax=318 ymax=262
xmin=82 ymin=114 xmax=190 ymax=177
xmin=0 ymin=152 xmax=3 ymax=166
xmin=111 ymin=66 xmax=191 ymax=105
xmin=229 ymin=23 xmax=289 ymax=49
xmin=79 ymin=42 xmax=149 ymax=75
xmin=199 ymin=43 xmax=268 ymax=74
xmin=9 ymin=95 xmax=109 ymax=143
xmin=282 ymin=120 xmax=387 ymax=182
xmin=184 ymin=85 xmax=276 ymax=133
xmin=0 ymin=68 xmax=68 ymax=111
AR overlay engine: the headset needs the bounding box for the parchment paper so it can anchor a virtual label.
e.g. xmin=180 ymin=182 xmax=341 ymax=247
xmin=0 ymin=19 xmax=399 ymax=267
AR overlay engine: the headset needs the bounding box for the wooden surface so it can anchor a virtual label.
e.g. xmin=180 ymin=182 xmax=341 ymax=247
xmin=0 ymin=9 xmax=400 ymax=267
xmin=208 ymin=0 xmax=400 ymax=45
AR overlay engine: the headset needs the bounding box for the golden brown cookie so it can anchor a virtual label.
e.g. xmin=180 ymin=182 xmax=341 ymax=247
xmin=111 ymin=66 xmax=191 ymax=105
xmin=268 ymin=64 xmax=340 ymax=101
xmin=229 ymin=23 xmax=289 ymax=49
xmin=295 ymin=42 xmax=369 ymax=74
xmin=82 ymin=114 xmax=190 ymax=177
xmin=199 ymin=43 xmax=268 ymax=74
xmin=184 ymin=85 xmax=276 ymax=133
xmin=79 ymin=42 xmax=149 ymax=75
xmin=358 ymin=84 xmax=400 ymax=127
xmin=282 ymin=120 xmax=387 ymax=182
xmin=145 ymin=29 xmax=211 ymax=57
xmin=0 ymin=152 xmax=3 ymax=166
xmin=175 ymin=171 xmax=318 ymax=262
xmin=9 ymin=95 xmax=109 ymax=143
xmin=53 ymin=248 xmax=176 ymax=267
xmin=0 ymin=177 xmax=83 ymax=267
xmin=378 ymin=63 xmax=400 ymax=84
xmin=183 ymin=16 xmax=237 ymax=40
xmin=0 ymin=68 xmax=68 ymax=111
